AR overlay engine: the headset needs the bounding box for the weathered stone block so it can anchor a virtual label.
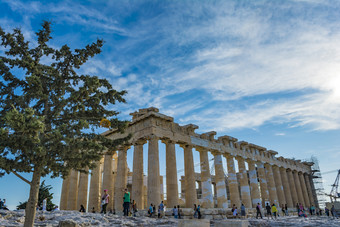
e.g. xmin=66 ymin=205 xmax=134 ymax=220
xmin=214 ymin=220 xmax=249 ymax=227
xmin=178 ymin=219 xmax=210 ymax=227
xmin=58 ymin=220 xmax=78 ymax=227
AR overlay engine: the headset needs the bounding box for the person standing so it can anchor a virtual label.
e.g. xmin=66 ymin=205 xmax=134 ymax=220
xmin=0 ymin=199 xmax=3 ymax=209
xmin=122 ymin=188 xmax=130 ymax=216
xmin=233 ymin=207 xmax=238 ymax=218
xmin=285 ymin=204 xmax=288 ymax=216
xmin=132 ymin=200 xmax=137 ymax=217
xmin=271 ymin=204 xmax=278 ymax=219
xmin=265 ymin=203 xmax=272 ymax=219
xmin=173 ymin=206 xmax=178 ymax=218
xmin=101 ymin=189 xmax=109 ymax=214
xmin=240 ymin=204 xmax=246 ymax=218
xmin=148 ymin=204 xmax=153 ymax=217
xmin=177 ymin=205 xmax=182 ymax=219
xmin=193 ymin=204 xmax=198 ymax=218
xmin=197 ymin=205 xmax=201 ymax=219
xmin=256 ymin=203 xmax=263 ymax=219
xmin=159 ymin=201 xmax=164 ymax=218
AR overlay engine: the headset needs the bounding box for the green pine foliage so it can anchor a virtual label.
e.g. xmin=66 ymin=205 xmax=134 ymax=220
xmin=17 ymin=180 xmax=56 ymax=211
xmin=0 ymin=21 xmax=131 ymax=226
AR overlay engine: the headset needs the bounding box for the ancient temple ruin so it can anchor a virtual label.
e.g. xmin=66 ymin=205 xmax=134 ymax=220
xmin=59 ymin=107 xmax=317 ymax=212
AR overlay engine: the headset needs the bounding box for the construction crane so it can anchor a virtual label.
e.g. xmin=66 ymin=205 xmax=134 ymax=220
xmin=325 ymin=169 xmax=340 ymax=202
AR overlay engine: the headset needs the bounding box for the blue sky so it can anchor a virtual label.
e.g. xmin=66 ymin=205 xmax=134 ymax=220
xmin=0 ymin=0 xmax=340 ymax=210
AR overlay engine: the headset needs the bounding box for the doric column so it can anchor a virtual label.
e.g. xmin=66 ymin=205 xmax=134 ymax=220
xmin=198 ymin=148 xmax=213 ymax=208
xmin=60 ymin=174 xmax=70 ymax=210
xmin=102 ymin=153 xmax=115 ymax=212
xmin=304 ymin=173 xmax=315 ymax=206
xmin=66 ymin=170 xmax=79 ymax=210
xmin=77 ymin=167 xmax=89 ymax=210
xmin=299 ymin=172 xmax=310 ymax=207
xmin=280 ymin=167 xmax=293 ymax=208
xmin=182 ymin=144 xmax=197 ymax=208
xmin=132 ymin=139 xmax=146 ymax=210
xmin=264 ymin=163 xmax=279 ymax=206
xmin=147 ymin=135 xmax=161 ymax=208
xmin=88 ymin=159 xmax=103 ymax=212
xmin=213 ymin=153 xmax=228 ymax=208
xmin=293 ymin=170 xmax=305 ymax=206
xmin=257 ymin=162 xmax=270 ymax=207
xmin=225 ymin=154 xmax=240 ymax=207
xmin=114 ymin=146 xmax=128 ymax=212
xmin=248 ymin=160 xmax=261 ymax=208
xmin=308 ymin=174 xmax=319 ymax=207
xmin=272 ymin=165 xmax=286 ymax=207
xmin=163 ymin=139 xmax=179 ymax=209
xmin=236 ymin=156 xmax=252 ymax=208
xmin=287 ymin=169 xmax=298 ymax=207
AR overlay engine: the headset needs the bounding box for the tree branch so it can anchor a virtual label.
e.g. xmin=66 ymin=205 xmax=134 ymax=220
xmin=11 ymin=170 xmax=31 ymax=185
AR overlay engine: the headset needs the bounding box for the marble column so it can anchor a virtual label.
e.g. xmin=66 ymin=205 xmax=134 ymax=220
xmin=88 ymin=159 xmax=102 ymax=212
xmin=280 ymin=167 xmax=293 ymax=208
xmin=132 ymin=140 xmax=146 ymax=210
xmin=236 ymin=156 xmax=252 ymax=208
xmin=264 ymin=163 xmax=279 ymax=206
xmin=77 ymin=168 xmax=89 ymax=210
xmin=147 ymin=135 xmax=161 ymax=208
xmin=273 ymin=165 xmax=286 ymax=207
xmin=299 ymin=172 xmax=310 ymax=207
xmin=198 ymin=149 xmax=213 ymax=208
xmin=257 ymin=162 xmax=270 ymax=208
xmin=163 ymin=139 xmax=179 ymax=209
xmin=287 ymin=169 xmax=298 ymax=207
xmin=114 ymin=147 xmax=128 ymax=212
xmin=60 ymin=175 xmax=70 ymax=210
xmin=248 ymin=160 xmax=261 ymax=208
xmin=66 ymin=169 xmax=79 ymax=210
xmin=225 ymin=154 xmax=241 ymax=207
xmin=304 ymin=173 xmax=315 ymax=206
xmin=214 ymin=153 xmax=228 ymax=208
xmin=182 ymin=144 xmax=197 ymax=208
xmin=308 ymin=174 xmax=319 ymax=207
xmin=102 ymin=153 xmax=115 ymax=212
xmin=293 ymin=170 xmax=305 ymax=206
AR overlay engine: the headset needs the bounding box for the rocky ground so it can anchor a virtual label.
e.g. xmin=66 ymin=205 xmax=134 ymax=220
xmin=0 ymin=209 xmax=339 ymax=226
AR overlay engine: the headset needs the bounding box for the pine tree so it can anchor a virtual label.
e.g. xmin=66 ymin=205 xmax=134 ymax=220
xmin=0 ymin=21 xmax=130 ymax=226
xmin=17 ymin=180 xmax=56 ymax=211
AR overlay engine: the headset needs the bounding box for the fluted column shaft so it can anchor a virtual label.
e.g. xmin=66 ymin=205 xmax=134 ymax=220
xmin=257 ymin=162 xmax=270 ymax=207
xmin=248 ymin=160 xmax=261 ymax=208
xmin=132 ymin=141 xmax=145 ymax=210
xmin=280 ymin=167 xmax=293 ymax=208
xmin=214 ymin=153 xmax=228 ymax=208
xmin=67 ymin=170 xmax=79 ymax=210
xmin=102 ymin=153 xmax=114 ymax=211
xmin=77 ymin=168 xmax=89 ymax=210
xmin=115 ymin=147 xmax=128 ymax=211
xmin=199 ymin=149 xmax=213 ymax=208
xmin=304 ymin=174 xmax=315 ymax=206
xmin=225 ymin=154 xmax=240 ymax=207
xmin=287 ymin=169 xmax=298 ymax=206
xmin=264 ymin=164 xmax=279 ymax=206
xmin=299 ymin=172 xmax=310 ymax=207
xmin=308 ymin=175 xmax=319 ymax=207
xmin=293 ymin=171 xmax=305 ymax=206
xmin=147 ymin=136 xmax=161 ymax=207
xmin=273 ymin=165 xmax=286 ymax=207
xmin=88 ymin=159 xmax=102 ymax=212
xmin=183 ymin=145 xmax=197 ymax=208
xmin=60 ymin=175 xmax=70 ymax=210
xmin=236 ymin=156 xmax=252 ymax=208
xmin=164 ymin=140 xmax=179 ymax=208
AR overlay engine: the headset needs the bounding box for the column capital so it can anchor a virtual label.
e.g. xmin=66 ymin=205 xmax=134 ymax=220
xmin=133 ymin=138 xmax=147 ymax=146
xmin=118 ymin=145 xmax=130 ymax=152
xmin=179 ymin=143 xmax=192 ymax=149
xmin=211 ymin=150 xmax=222 ymax=156
xmin=146 ymin=134 xmax=159 ymax=141
xmin=195 ymin=146 xmax=208 ymax=152
xmin=104 ymin=150 xmax=116 ymax=155
xmin=235 ymin=155 xmax=246 ymax=162
xmin=223 ymin=153 xmax=234 ymax=159
xmin=161 ymin=138 xmax=175 ymax=145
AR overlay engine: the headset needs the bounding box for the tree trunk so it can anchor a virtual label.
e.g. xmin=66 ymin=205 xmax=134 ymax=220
xmin=24 ymin=168 xmax=41 ymax=227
